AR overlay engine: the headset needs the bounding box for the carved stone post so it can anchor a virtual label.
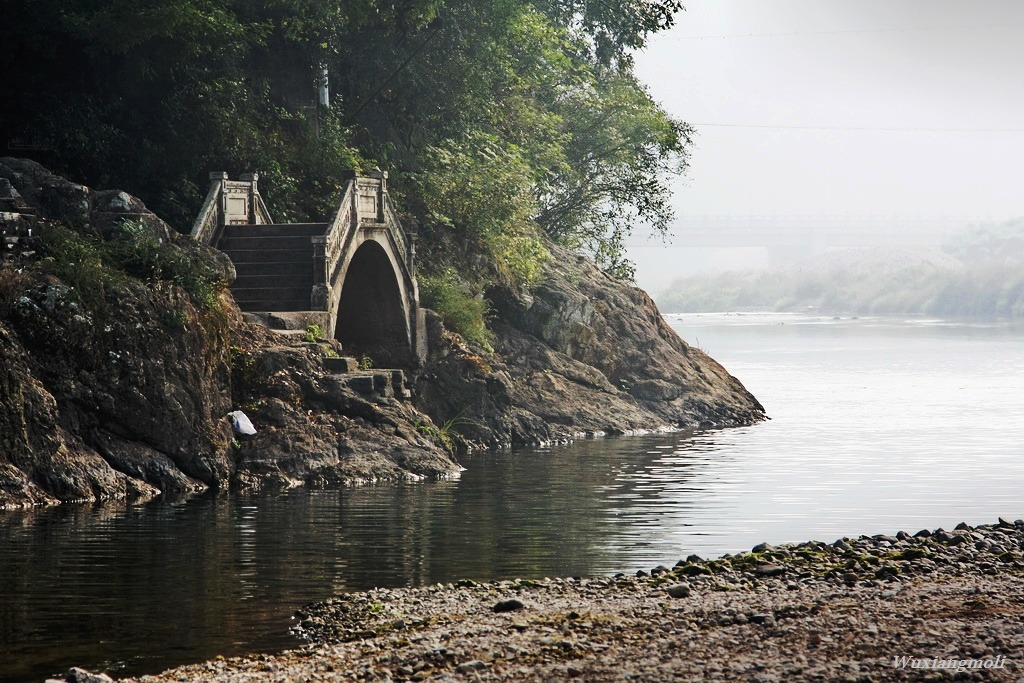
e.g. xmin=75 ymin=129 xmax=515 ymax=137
xmin=311 ymin=235 xmax=329 ymax=310
xmin=239 ymin=172 xmax=259 ymax=224
xmin=406 ymin=219 xmax=418 ymax=273
xmin=375 ymin=170 xmax=387 ymax=223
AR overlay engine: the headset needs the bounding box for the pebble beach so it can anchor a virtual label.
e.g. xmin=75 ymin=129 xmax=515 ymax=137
xmin=63 ymin=519 xmax=1024 ymax=683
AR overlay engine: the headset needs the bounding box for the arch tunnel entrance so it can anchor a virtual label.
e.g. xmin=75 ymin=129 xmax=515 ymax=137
xmin=335 ymin=240 xmax=411 ymax=367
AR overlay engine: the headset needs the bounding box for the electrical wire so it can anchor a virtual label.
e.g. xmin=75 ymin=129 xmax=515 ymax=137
xmin=666 ymin=24 xmax=1023 ymax=40
xmin=691 ymin=123 xmax=1024 ymax=133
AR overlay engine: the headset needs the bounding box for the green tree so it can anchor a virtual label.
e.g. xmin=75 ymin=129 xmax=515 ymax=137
xmin=329 ymin=1 xmax=690 ymax=281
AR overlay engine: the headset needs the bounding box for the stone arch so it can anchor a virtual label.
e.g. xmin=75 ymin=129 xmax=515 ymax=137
xmin=334 ymin=239 xmax=411 ymax=366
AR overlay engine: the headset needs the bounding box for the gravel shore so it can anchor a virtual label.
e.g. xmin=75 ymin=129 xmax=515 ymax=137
xmin=102 ymin=519 xmax=1024 ymax=682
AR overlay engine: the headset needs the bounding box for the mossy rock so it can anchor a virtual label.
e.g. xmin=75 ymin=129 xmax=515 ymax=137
xmin=890 ymin=547 xmax=930 ymax=561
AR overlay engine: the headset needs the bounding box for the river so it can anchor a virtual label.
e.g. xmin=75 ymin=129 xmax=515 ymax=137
xmin=2 ymin=313 xmax=1023 ymax=681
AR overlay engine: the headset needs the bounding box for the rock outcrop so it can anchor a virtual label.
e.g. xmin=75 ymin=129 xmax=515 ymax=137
xmin=226 ymin=323 xmax=461 ymax=491
xmin=415 ymin=248 xmax=765 ymax=447
xmin=0 ymin=158 xmax=763 ymax=508
xmin=0 ymin=159 xmax=236 ymax=506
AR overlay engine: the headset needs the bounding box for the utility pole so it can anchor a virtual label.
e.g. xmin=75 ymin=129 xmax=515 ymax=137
xmin=319 ymin=64 xmax=330 ymax=108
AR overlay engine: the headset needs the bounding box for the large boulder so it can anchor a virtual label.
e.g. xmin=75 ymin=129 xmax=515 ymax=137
xmin=0 ymin=158 xmax=235 ymax=506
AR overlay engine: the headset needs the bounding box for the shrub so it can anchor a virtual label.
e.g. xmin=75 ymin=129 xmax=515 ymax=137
xmin=32 ymin=220 xmax=225 ymax=314
xmin=419 ymin=269 xmax=494 ymax=350
xmin=109 ymin=220 xmax=224 ymax=312
xmin=304 ymin=323 xmax=324 ymax=343
xmin=0 ymin=266 xmax=31 ymax=318
xmin=34 ymin=223 xmax=124 ymax=309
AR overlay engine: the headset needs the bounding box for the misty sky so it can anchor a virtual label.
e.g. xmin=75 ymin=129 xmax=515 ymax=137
xmin=628 ymin=0 xmax=1024 ymax=291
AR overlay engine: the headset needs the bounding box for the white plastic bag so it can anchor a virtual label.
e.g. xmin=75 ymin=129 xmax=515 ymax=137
xmin=228 ymin=410 xmax=257 ymax=436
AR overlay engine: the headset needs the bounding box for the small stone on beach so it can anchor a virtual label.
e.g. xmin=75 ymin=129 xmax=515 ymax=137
xmin=666 ymin=583 xmax=691 ymax=598
xmin=492 ymin=599 xmax=525 ymax=613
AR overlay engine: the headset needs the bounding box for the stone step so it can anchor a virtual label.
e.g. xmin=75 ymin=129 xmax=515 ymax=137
xmin=232 ymin=283 xmax=312 ymax=297
xmin=0 ymin=210 xmax=36 ymax=223
xmin=219 ymin=234 xmax=319 ymax=252
xmin=263 ymin=327 xmax=307 ymax=337
xmin=223 ymin=247 xmax=313 ymax=264
xmin=241 ymin=311 xmax=328 ymax=331
xmin=327 ymin=368 xmax=411 ymax=401
xmin=217 ymin=221 xmax=329 ymax=316
xmin=232 ymin=285 xmax=312 ymax=302
xmin=323 ymin=356 xmax=358 ymax=373
xmin=232 ymin=272 xmax=314 ymax=289
xmin=232 ymin=260 xmax=311 ymax=277
xmin=0 ymin=199 xmax=35 ymax=214
xmin=232 ymin=298 xmax=313 ymax=312
xmin=222 ymin=222 xmax=327 ymax=237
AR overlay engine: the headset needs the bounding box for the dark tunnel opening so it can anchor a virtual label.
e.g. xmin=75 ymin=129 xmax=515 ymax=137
xmin=335 ymin=241 xmax=409 ymax=366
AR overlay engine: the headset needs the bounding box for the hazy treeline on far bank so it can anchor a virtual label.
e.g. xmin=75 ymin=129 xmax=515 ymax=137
xmin=657 ymin=218 xmax=1024 ymax=320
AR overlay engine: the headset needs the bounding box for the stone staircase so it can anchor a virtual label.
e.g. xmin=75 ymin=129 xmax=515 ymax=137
xmin=318 ymin=354 xmax=413 ymax=401
xmin=1 ymin=178 xmax=37 ymax=261
xmin=216 ymin=220 xmax=415 ymax=402
xmin=218 ymin=222 xmax=327 ymax=312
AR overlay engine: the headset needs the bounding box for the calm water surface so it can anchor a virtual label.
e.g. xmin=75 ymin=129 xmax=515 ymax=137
xmin=3 ymin=313 xmax=1023 ymax=681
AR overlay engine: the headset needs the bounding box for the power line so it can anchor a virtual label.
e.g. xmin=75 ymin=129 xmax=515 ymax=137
xmin=349 ymin=19 xmax=444 ymax=121
xmin=667 ymin=24 xmax=1022 ymax=40
xmin=693 ymin=123 xmax=1024 ymax=133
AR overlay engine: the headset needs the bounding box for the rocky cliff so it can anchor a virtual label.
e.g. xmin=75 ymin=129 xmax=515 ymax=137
xmin=0 ymin=159 xmax=764 ymax=508
xmin=416 ymin=247 xmax=765 ymax=447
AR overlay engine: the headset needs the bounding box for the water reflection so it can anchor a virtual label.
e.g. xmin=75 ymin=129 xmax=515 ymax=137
xmin=0 ymin=434 xmax=720 ymax=682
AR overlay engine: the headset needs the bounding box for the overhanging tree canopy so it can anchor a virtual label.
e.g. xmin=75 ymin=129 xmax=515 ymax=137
xmin=1 ymin=0 xmax=691 ymax=283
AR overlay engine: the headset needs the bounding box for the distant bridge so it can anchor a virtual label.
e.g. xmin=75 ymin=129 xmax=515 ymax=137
xmin=191 ymin=171 xmax=423 ymax=367
xmin=632 ymin=215 xmax=973 ymax=248
xmin=628 ymin=214 xmax=977 ymax=264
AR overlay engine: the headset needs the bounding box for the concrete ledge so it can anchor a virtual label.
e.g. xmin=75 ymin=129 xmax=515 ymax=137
xmin=323 ymin=356 xmax=358 ymax=373
xmin=329 ymin=369 xmax=409 ymax=401
xmin=241 ymin=311 xmax=330 ymax=331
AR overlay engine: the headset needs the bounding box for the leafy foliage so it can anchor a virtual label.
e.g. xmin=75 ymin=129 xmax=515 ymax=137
xmin=536 ymin=70 xmax=692 ymax=279
xmin=0 ymin=267 xmax=33 ymax=318
xmin=411 ymin=131 xmax=549 ymax=286
xmin=418 ymin=269 xmax=494 ymax=350
xmin=535 ymin=0 xmax=685 ymax=67
xmin=336 ymin=2 xmax=691 ymax=282
xmin=32 ymin=220 xmax=226 ymax=313
xmin=414 ymin=414 xmax=470 ymax=453
xmin=303 ymin=324 xmax=324 ymax=343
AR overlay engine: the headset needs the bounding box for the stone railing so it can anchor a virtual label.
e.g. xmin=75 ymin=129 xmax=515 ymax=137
xmin=382 ymin=193 xmax=412 ymax=272
xmin=190 ymin=172 xmax=272 ymax=245
xmin=312 ymin=170 xmax=417 ymax=311
xmin=355 ymin=174 xmax=386 ymax=224
xmin=311 ymin=181 xmax=356 ymax=309
xmin=189 ymin=173 xmax=224 ymax=245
